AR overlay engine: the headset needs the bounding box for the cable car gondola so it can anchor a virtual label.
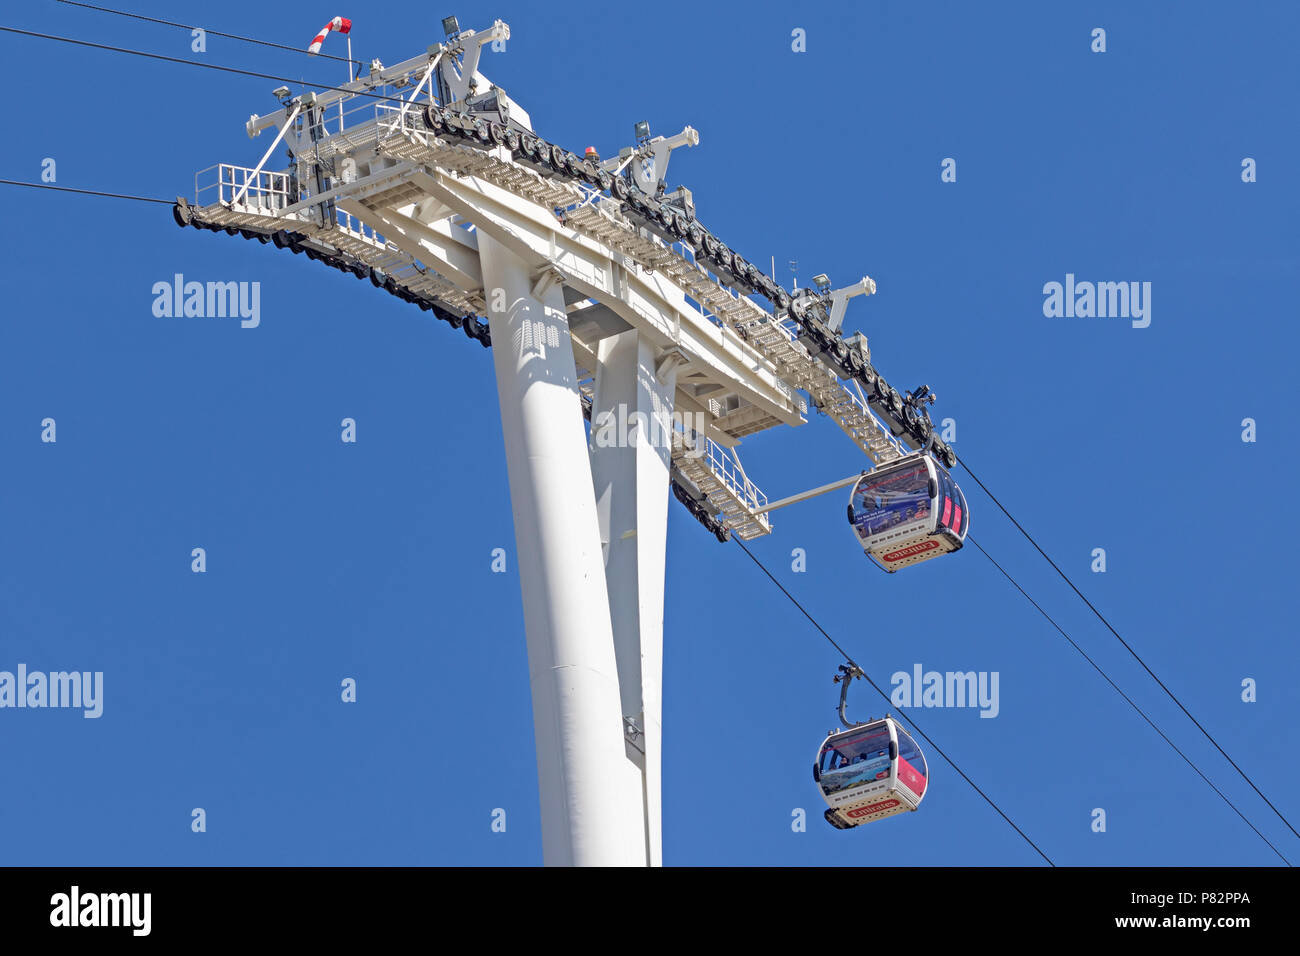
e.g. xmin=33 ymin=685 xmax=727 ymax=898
xmin=814 ymin=666 xmax=928 ymax=830
xmin=847 ymin=452 xmax=968 ymax=572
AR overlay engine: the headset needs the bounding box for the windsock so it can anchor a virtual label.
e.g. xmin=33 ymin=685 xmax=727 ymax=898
xmin=308 ymin=17 xmax=352 ymax=55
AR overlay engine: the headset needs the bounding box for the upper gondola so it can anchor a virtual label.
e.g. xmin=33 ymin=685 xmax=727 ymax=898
xmin=847 ymin=453 xmax=968 ymax=571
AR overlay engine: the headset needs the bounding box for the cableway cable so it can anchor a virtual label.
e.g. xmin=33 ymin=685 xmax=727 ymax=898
xmin=734 ymin=536 xmax=1056 ymax=866
xmin=958 ymin=455 xmax=1300 ymax=845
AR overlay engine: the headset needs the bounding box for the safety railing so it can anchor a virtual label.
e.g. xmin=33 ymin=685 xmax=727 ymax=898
xmin=334 ymin=207 xmax=386 ymax=246
xmin=294 ymin=98 xmax=427 ymax=161
xmin=375 ymin=100 xmax=430 ymax=138
xmin=195 ymin=163 xmax=290 ymax=213
xmin=314 ymin=63 xmax=441 ymax=138
xmin=696 ymin=432 xmax=768 ymax=513
xmin=321 ymin=94 xmax=383 ymax=138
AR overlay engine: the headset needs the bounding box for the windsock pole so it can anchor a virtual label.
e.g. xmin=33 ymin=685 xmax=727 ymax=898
xmin=341 ymin=35 xmax=350 ymax=128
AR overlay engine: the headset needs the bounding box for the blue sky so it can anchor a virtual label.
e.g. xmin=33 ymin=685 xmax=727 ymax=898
xmin=1 ymin=0 xmax=1296 ymax=865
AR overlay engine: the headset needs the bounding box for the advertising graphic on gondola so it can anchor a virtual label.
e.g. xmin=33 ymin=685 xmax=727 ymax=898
xmin=821 ymin=755 xmax=891 ymax=796
xmin=852 ymin=461 xmax=931 ymax=539
xmin=847 ymin=799 xmax=900 ymax=819
xmin=882 ymin=540 xmax=941 ymax=564
xmin=818 ymin=725 xmax=892 ymax=796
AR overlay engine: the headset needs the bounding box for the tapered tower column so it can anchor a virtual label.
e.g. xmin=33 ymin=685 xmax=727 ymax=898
xmin=590 ymin=329 xmax=678 ymax=867
xmin=480 ymin=236 xmax=641 ymax=867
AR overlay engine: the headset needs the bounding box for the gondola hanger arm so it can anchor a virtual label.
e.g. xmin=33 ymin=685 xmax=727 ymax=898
xmin=835 ymin=664 xmax=866 ymax=728
xmin=753 ymin=472 xmax=866 ymax=515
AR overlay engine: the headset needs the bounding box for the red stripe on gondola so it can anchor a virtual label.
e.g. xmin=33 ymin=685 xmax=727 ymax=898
xmin=898 ymin=756 xmax=927 ymax=797
xmin=952 ymin=504 xmax=962 ymax=532
xmin=942 ymin=496 xmax=952 ymax=527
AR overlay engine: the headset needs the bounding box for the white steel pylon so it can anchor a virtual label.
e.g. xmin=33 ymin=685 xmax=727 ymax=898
xmin=480 ymin=238 xmax=646 ymax=866
xmin=176 ymin=15 xmax=932 ymax=865
xmin=591 ymin=329 xmax=679 ymax=867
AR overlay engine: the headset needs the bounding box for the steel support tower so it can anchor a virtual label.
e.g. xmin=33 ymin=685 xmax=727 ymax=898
xmin=174 ymin=16 xmax=955 ymax=865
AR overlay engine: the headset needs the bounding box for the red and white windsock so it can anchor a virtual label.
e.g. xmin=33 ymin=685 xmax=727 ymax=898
xmin=308 ymin=16 xmax=352 ymax=55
